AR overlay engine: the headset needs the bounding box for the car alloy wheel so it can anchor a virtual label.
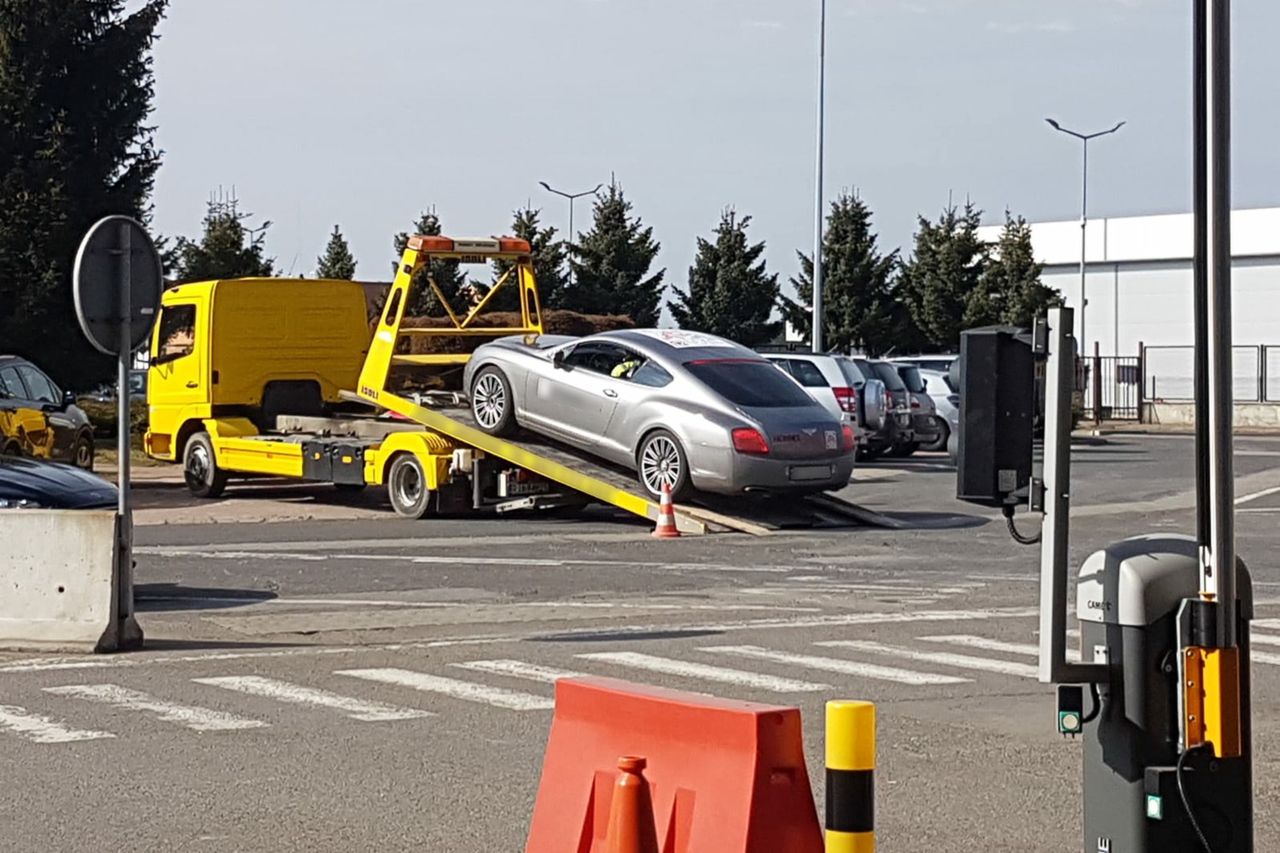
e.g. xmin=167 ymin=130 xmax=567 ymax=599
xmin=74 ymin=437 xmax=93 ymax=469
xmin=472 ymin=372 xmax=507 ymax=430
xmin=640 ymin=434 xmax=682 ymax=495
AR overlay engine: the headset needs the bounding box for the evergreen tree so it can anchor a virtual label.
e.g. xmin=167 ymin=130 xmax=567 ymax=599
xmin=393 ymin=210 xmax=470 ymax=316
xmin=898 ymin=201 xmax=988 ymax=349
xmin=779 ymin=191 xmax=899 ymax=355
xmin=670 ymin=209 xmax=780 ymax=346
xmin=315 ymin=225 xmax=357 ymax=280
xmin=564 ymin=181 xmax=665 ymax=324
xmin=0 ymin=0 xmax=167 ymax=389
xmin=982 ymin=211 xmax=1060 ymax=327
xmin=489 ymin=206 xmax=568 ymax=312
xmin=171 ymin=194 xmax=275 ymax=283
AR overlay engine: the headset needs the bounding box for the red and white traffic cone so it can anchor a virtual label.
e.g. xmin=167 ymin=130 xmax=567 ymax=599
xmin=652 ymin=482 xmax=680 ymax=539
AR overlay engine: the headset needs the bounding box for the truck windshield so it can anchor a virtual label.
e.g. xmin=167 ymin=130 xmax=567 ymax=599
xmin=686 ymin=359 xmax=814 ymax=407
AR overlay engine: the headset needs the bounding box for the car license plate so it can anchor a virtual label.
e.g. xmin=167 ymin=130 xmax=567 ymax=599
xmin=789 ymin=465 xmax=833 ymax=482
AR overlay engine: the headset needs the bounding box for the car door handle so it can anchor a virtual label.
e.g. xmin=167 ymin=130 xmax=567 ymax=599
xmin=185 ymin=381 xmax=198 ymax=388
xmin=603 ymin=389 xmax=618 ymax=398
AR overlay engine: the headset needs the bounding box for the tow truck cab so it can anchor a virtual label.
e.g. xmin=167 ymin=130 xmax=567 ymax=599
xmin=144 ymin=278 xmax=371 ymax=461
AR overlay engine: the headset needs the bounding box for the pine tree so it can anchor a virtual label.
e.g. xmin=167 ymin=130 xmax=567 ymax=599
xmin=982 ymin=211 xmax=1060 ymax=327
xmin=898 ymin=201 xmax=988 ymax=349
xmin=564 ymin=181 xmax=665 ymax=325
xmin=0 ymin=0 xmax=167 ymax=390
xmin=393 ymin=210 xmax=470 ymax=316
xmin=489 ymin=206 xmax=568 ymax=312
xmin=316 ymin=225 xmax=357 ymax=280
xmin=171 ymin=194 xmax=275 ymax=283
xmin=670 ymin=209 xmax=781 ymax=346
xmin=779 ymin=191 xmax=899 ymax=355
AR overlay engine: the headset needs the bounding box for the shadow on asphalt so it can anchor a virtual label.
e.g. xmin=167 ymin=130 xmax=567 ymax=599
xmin=134 ymin=637 xmax=313 ymax=652
xmin=135 ymin=583 xmax=279 ymax=612
xmin=529 ymin=628 xmax=725 ymax=644
xmin=865 ymin=511 xmax=991 ymax=530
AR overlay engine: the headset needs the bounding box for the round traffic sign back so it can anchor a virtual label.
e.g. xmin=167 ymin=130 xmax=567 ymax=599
xmin=73 ymin=216 xmax=163 ymax=356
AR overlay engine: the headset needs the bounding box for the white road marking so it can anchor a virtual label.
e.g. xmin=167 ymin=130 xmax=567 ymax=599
xmin=1250 ymin=619 xmax=1280 ymax=630
xmin=921 ymin=634 xmax=1082 ymax=662
xmin=0 ymin=705 xmax=115 ymax=744
xmin=702 ymin=646 xmax=968 ymax=686
xmin=451 ymin=660 xmax=583 ymax=684
xmin=1251 ymin=651 xmax=1280 ymax=666
xmin=192 ymin=676 xmax=431 ymax=722
xmin=1235 ymin=485 xmax=1280 ymax=506
xmin=818 ymin=640 xmax=1039 ymax=679
xmin=1249 ymin=633 xmax=1280 ymax=647
xmin=577 ymin=651 xmax=830 ymax=693
xmin=336 ymin=668 xmax=553 ymax=711
xmin=43 ymin=684 xmax=266 ymax=732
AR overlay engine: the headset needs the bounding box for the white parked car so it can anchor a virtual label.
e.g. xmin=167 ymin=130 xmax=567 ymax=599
xmin=761 ymin=352 xmax=886 ymax=456
xmin=918 ymin=368 xmax=960 ymax=452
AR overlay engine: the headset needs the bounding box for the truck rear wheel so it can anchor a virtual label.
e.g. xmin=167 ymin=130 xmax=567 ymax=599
xmin=184 ymin=432 xmax=228 ymax=499
xmin=387 ymin=453 xmax=434 ymax=519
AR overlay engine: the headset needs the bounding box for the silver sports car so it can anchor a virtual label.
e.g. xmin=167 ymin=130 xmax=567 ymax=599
xmin=462 ymin=328 xmax=855 ymax=500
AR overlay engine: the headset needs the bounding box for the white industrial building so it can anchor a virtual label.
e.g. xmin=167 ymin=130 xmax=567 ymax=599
xmin=979 ymin=207 xmax=1280 ymax=403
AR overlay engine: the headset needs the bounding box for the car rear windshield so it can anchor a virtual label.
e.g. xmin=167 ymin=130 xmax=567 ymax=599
xmin=686 ymin=359 xmax=815 ymax=407
xmin=835 ymin=358 xmax=866 ymax=388
xmin=897 ymin=365 xmax=926 ymax=393
xmin=869 ymin=361 xmax=908 ymax=392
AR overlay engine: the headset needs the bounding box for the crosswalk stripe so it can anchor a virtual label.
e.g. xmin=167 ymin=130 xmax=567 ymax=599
xmin=921 ymin=635 xmax=1082 ymax=663
xmin=336 ymin=668 xmax=553 ymax=711
xmin=1250 ymin=650 xmax=1280 ymax=666
xmin=192 ymin=676 xmax=431 ymax=722
xmin=1249 ymin=632 xmax=1280 ymax=647
xmin=818 ymin=641 xmax=1038 ymax=678
xmin=43 ymin=684 xmax=267 ymax=732
xmin=451 ymin=660 xmax=583 ymax=684
xmin=578 ymin=651 xmax=830 ymax=693
xmin=0 ymin=704 xmax=115 ymax=744
xmin=703 ymin=645 xmax=969 ymax=686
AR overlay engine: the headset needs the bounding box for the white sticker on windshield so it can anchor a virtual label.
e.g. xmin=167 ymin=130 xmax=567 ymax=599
xmin=633 ymin=329 xmax=734 ymax=349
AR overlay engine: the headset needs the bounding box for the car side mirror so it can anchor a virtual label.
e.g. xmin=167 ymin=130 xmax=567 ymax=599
xmin=553 ymin=350 xmax=566 ymax=370
xmin=62 ymin=390 xmax=76 ymax=409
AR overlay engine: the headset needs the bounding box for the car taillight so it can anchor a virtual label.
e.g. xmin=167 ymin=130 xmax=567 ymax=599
xmin=840 ymin=425 xmax=855 ymax=451
xmin=885 ymin=391 xmax=895 ymax=409
xmin=731 ymin=427 xmax=770 ymax=455
xmin=832 ymin=386 xmax=857 ymax=414
xmin=910 ymin=396 xmax=921 ymax=410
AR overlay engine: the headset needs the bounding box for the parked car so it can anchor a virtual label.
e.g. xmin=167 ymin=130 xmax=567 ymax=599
xmin=893 ymin=363 xmax=945 ymax=453
xmin=463 ymin=329 xmax=856 ymax=501
xmin=87 ymin=369 xmax=148 ymax=403
xmin=0 ymin=355 xmax=96 ymax=469
xmin=0 ymin=455 xmax=116 ymax=509
xmin=918 ymin=368 xmax=960 ymax=453
xmin=850 ymin=357 xmax=915 ymax=458
xmin=892 ymin=354 xmax=958 ymax=374
xmin=761 ymin=351 xmax=886 ymax=454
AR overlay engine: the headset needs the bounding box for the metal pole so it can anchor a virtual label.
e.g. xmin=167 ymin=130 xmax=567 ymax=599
xmin=1206 ymin=0 xmax=1236 ymax=645
xmin=567 ymin=199 xmax=575 ymax=288
xmin=539 ymin=182 xmax=602 ymax=290
xmin=1193 ymin=0 xmax=1212 ymax=555
xmin=1080 ymin=139 xmax=1089 ymax=354
xmin=116 ymin=221 xmax=133 ymax=632
xmin=811 ymin=0 xmax=826 ymax=354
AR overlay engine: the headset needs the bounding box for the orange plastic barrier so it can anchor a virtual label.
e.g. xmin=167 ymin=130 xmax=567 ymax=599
xmin=524 ymin=677 xmax=824 ymax=853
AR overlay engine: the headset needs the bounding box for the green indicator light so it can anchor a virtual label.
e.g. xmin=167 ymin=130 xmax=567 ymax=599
xmin=1058 ymin=711 xmax=1082 ymax=735
xmin=1146 ymin=794 xmax=1163 ymax=820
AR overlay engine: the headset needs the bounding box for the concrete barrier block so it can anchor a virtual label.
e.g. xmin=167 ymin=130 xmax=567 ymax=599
xmin=0 ymin=510 xmax=121 ymax=652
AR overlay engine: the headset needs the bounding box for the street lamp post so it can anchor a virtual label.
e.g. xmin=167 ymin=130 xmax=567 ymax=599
xmin=539 ymin=181 xmax=603 ymax=287
xmin=811 ymin=0 xmax=827 ymax=354
xmin=1044 ymin=118 xmax=1125 ymax=356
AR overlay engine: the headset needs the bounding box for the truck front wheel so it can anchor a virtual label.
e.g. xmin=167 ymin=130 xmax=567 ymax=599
xmin=184 ymin=432 xmax=228 ymax=499
xmin=387 ymin=453 xmax=434 ymax=519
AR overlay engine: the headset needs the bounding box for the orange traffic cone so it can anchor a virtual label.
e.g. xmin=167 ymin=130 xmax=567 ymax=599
xmin=652 ymin=483 xmax=680 ymax=539
xmin=604 ymin=756 xmax=659 ymax=853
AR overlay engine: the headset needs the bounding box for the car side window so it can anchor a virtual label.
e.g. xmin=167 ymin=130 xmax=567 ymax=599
xmin=784 ymin=360 xmax=828 ymax=388
xmin=156 ymin=304 xmax=197 ymax=363
xmin=15 ymin=365 xmax=57 ymax=404
xmin=563 ymin=343 xmax=633 ymax=377
xmin=0 ymin=366 xmax=23 ymax=399
xmin=629 ymin=361 xmax=672 ymax=388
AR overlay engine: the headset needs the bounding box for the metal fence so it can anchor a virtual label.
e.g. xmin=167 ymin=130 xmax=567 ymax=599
xmin=1077 ymin=355 xmax=1143 ymax=420
xmin=1143 ymin=345 xmax=1280 ymax=403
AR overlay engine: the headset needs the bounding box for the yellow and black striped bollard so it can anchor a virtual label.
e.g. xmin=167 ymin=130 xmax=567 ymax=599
xmin=826 ymin=700 xmax=875 ymax=852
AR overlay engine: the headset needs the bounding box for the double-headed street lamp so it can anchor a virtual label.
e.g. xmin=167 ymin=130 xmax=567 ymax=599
xmin=539 ymin=181 xmax=603 ymax=287
xmin=1044 ymin=118 xmax=1126 ymax=354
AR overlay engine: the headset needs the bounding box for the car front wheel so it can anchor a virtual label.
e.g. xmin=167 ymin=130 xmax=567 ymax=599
xmin=636 ymin=429 xmax=692 ymax=502
xmin=470 ymin=367 xmax=517 ymax=436
xmin=73 ymin=433 xmax=95 ymax=470
xmin=922 ymin=420 xmax=950 ymax=453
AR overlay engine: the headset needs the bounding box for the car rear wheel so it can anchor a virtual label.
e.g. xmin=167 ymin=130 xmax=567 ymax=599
xmin=471 ymin=367 xmax=517 ymax=437
xmin=73 ymin=433 xmax=94 ymax=470
xmin=387 ymin=453 xmax=435 ymax=519
xmin=636 ymin=430 xmax=692 ymax=502
xmin=922 ymin=421 xmax=949 ymax=453
xmin=184 ymin=432 xmax=228 ymax=499
xmin=1 ymin=440 xmax=21 ymax=458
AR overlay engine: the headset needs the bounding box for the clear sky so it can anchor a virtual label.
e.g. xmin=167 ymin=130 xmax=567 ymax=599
xmin=144 ymin=0 xmax=1280 ymax=303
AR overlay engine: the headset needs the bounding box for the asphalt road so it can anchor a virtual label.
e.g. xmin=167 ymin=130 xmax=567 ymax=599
xmin=5 ymin=434 xmax=1280 ymax=852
